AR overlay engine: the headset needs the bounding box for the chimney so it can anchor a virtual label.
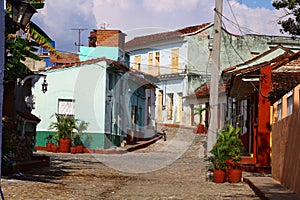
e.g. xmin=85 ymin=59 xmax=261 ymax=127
xmin=88 ymin=29 xmax=126 ymax=51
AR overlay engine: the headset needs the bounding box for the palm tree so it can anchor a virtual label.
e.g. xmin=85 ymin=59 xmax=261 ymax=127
xmin=5 ymin=0 xmax=59 ymax=81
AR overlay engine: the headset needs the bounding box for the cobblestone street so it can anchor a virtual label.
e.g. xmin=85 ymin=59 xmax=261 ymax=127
xmin=0 ymin=128 xmax=259 ymax=199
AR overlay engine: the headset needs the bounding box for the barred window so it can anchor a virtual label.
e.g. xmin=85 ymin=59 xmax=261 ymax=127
xmin=58 ymin=99 xmax=75 ymax=116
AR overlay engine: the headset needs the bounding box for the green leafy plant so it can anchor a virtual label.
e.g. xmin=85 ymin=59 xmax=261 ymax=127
xmin=72 ymin=121 xmax=89 ymax=146
xmin=49 ymin=114 xmax=89 ymax=144
xmin=216 ymin=125 xmax=245 ymax=162
xmin=49 ymin=114 xmax=76 ymax=139
xmin=5 ymin=0 xmax=59 ymax=82
xmin=194 ymin=107 xmax=208 ymax=125
xmin=206 ymin=125 xmax=245 ymax=170
xmin=206 ymin=145 xmax=227 ymax=170
xmin=45 ymin=133 xmax=53 ymax=144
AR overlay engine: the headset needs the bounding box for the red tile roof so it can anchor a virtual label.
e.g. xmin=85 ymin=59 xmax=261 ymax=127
xmin=185 ymin=83 xmax=225 ymax=99
xmin=125 ymin=22 xmax=213 ymax=50
xmin=50 ymin=52 xmax=80 ymax=64
xmin=38 ymin=57 xmax=129 ymax=73
xmin=223 ymin=48 xmax=300 ymax=102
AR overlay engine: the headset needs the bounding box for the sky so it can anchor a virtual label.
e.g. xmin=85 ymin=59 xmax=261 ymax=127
xmin=31 ymin=0 xmax=285 ymax=53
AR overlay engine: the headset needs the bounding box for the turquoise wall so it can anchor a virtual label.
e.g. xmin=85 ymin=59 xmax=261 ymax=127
xmin=79 ymin=46 xmax=119 ymax=61
xmin=36 ymin=130 xmax=106 ymax=149
xmin=32 ymin=61 xmax=108 ymax=148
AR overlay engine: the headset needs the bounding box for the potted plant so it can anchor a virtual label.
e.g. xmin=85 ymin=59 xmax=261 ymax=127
xmin=45 ymin=134 xmax=53 ymax=152
xmin=70 ymin=143 xmax=76 ymax=154
xmin=49 ymin=114 xmax=77 ymax=153
xmin=73 ymin=121 xmax=89 ymax=153
xmin=194 ymin=106 xmax=208 ymax=134
xmin=206 ymin=144 xmax=227 ymax=183
xmin=216 ymin=125 xmax=245 ymax=183
xmin=70 ymin=133 xmax=77 ymax=154
xmin=51 ymin=135 xmax=59 ymax=153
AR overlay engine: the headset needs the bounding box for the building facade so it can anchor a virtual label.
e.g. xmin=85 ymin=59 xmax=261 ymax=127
xmin=33 ymin=29 xmax=157 ymax=149
xmin=126 ymin=22 xmax=300 ymax=128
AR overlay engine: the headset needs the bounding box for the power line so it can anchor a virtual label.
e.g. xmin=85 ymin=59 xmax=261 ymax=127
xmin=214 ymin=7 xmax=246 ymax=63
xmin=226 ymin=0 xmax=252 ymax=53
xmin=221 ymin=20 xmax=246 ymax=63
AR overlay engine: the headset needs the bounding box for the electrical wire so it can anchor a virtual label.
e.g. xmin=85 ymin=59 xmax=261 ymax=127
xmin=214 ymin=10 xmax=246 ymax=63
xmin=214 ymin=6 xmax=265 ymax=36
xmin=226 ymin=0 xmax=252 ymax=53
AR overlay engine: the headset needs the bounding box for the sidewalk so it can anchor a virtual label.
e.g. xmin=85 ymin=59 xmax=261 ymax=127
xmin=243 ymin=173 xmax=300 ymax=200
xmin=121 ymin=135 xmax=163 ymax=152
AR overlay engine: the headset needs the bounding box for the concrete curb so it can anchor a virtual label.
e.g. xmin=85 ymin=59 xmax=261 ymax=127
xmin=124 ymin=135 xmax=163 ymax=152
xmin=244 ymin=177 xmax=300 ymax=200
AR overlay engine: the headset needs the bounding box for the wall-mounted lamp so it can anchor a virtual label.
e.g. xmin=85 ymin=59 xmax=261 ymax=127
xmin=41 ymin=78 xmax=48 ymax=93
xmin=11 ymin=0 xmax=37 ymax=28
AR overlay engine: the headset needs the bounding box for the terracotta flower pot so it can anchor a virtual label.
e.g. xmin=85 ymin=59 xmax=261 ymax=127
xmin=51 ymin=145 xmax=58 ymax=153
xmin=46 ymin=143 xmax=53 ymax=152
xmin=197 ymin=124 xmax=205 ymax=133
xmin=213 ymin=169 xmax=226 ymax=183
xmin=59 ymin=138 xmax=71 ymax=153
xmin=76 ymin=145 xmax=83 ymax=153
xmin=228 ymin=168 xmax=242 ymax=183
xmin=70 ymin=146 xmax=76 ymax=154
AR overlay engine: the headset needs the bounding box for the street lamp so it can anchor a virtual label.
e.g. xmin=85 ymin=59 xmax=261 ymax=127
xmin=11 ymin=0 xmax=37 ymax=28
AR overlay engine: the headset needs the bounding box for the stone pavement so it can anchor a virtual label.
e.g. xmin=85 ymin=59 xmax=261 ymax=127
xmin=126 ymin=127 xmax=300 ymax=200
xmin=0 ymin=127 xmax=297 ymax=199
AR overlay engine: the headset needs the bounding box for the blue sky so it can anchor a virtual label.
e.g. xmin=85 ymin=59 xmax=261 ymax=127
xmin=32 ymin=0 xmax=283 ymax=53
xmin=241 ymin=0 xmax=274 ymax=9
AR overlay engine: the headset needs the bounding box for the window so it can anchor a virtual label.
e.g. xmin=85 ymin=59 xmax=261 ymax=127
xmin=171 ymin=48 xmax=179 ymax=73
xmin=157 ymin=90 xmax=163 ymax=121
xmin=209 ymin=49 xmax=212 ymax=62
xmin=177 ymin=93 xmax=182 ymax=122
xmin=58 ymin=99 xmax=75 ymax=116
xmin=287 ymin=90 xmax=293 ymax=115
xmin=167 ymin=93 xmax=174 ymax=120
xmin=134 ymin=55 xmax=141 ymax=70
xmin=155 ymin=51 xmax=160 ymax=75
xmin=277 ymin=99 xmax=282 ymax=120
xmin=148 ymin=52 xmax=153 ymax=73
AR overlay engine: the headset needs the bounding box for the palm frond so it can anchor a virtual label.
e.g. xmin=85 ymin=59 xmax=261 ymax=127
xmin=29 ymin=22 xmax=60 ymax=57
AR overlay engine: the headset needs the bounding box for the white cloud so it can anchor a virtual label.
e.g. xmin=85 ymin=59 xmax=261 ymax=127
xmin=142 ymin=0 xmax=201 ymax=13
xmin=32 ymin=0 xmax=288 ymax=52
xmin=32 ymin=0 xmax=97 ymax=52
xmin=223 ymin=0 xmax=283 ymax=36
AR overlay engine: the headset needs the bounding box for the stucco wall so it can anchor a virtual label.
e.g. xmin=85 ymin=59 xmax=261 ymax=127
xmin=272 ymin=110 xmax=300 ymax=194
xmin=129 ymin=42 xmax=188 ymax=75
xmin=32 ymin=61 xmax=107 ymax=148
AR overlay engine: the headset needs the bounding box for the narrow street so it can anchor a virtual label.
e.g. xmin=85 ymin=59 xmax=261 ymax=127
xmin=0 ymin=128 xmax=259 ymax=199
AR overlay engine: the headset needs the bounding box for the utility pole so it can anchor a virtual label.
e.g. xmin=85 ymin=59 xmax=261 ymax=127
xmin=71 ymin=28 xmax=88 ymax=52
xmin=207 ymin=0 xmax=223 ymax=153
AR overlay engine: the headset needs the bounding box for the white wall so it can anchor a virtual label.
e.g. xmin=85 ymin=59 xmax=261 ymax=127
xmin=129 ymin=41 xmax=188 ymax=75
xmin=32 ymin=61 xmax=107 ymax=133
